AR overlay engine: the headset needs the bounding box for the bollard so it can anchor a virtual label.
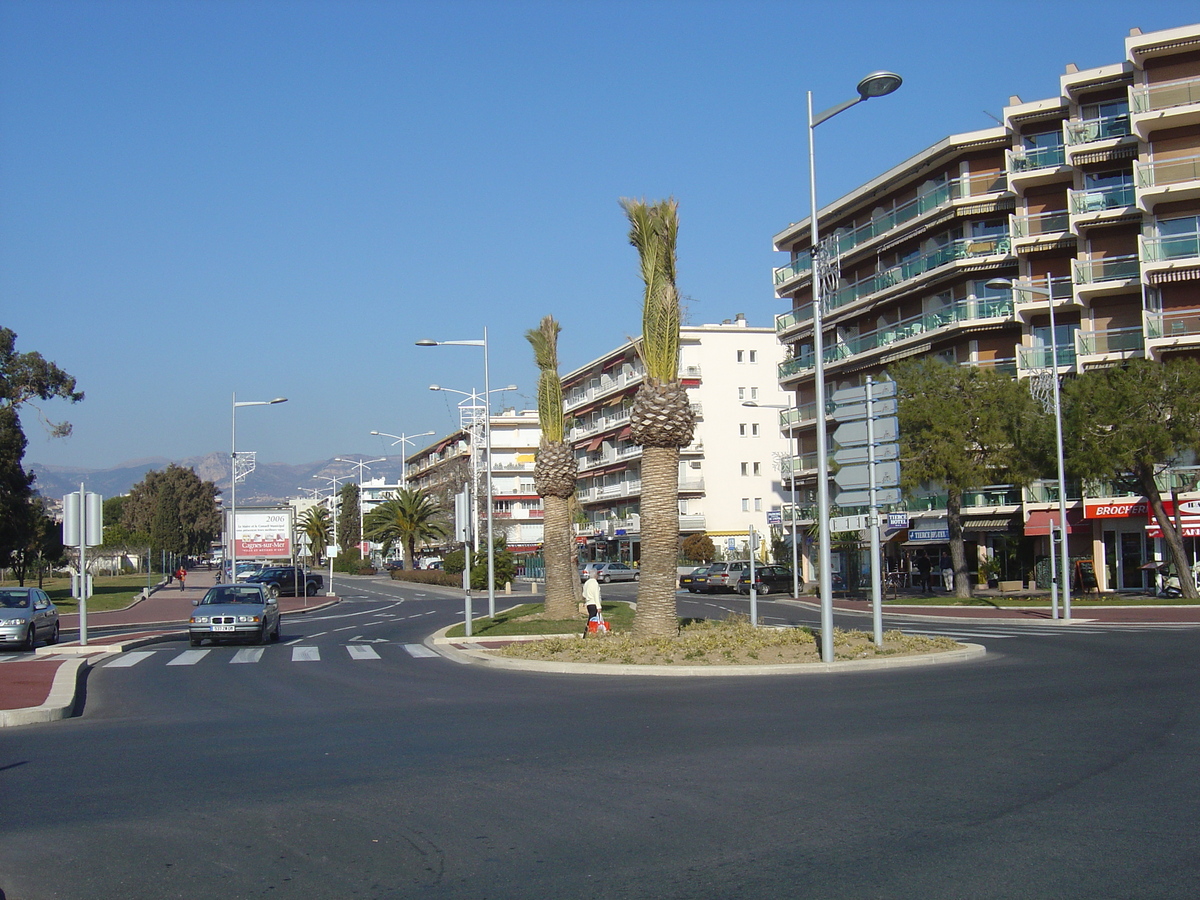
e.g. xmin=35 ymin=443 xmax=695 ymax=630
xmin=505 ymin=582 xmax=512 ymax=594
xmin=530 ymin=581 xmax=537 ymax=594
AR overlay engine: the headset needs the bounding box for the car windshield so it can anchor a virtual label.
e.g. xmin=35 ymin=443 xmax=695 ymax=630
xmin=201 ymin=588 xmax=264 ymax=605
xmin=0 ymin=591 xmax=31 ymax=608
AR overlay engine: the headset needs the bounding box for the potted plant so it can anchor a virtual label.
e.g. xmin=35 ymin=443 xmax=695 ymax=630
xmin=979 ymin=557 xmax=1002 ymax=589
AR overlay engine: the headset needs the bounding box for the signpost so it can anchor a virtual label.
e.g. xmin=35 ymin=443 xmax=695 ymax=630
xmin=62 ymin=484 xmax=103 ymax=646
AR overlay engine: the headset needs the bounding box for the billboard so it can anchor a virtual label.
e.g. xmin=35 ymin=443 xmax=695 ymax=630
xmin=232 ymin=507 xmax=292 ymax=558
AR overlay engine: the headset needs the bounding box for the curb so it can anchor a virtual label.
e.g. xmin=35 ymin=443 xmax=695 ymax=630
xmin=425 ymin=624 xmax=987 ymax=677
xmin=0 ymin=656 xmax=94 ymax=727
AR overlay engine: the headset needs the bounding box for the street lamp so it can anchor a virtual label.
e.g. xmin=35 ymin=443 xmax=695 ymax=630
xmin=370 ymin=430 xmax=436 ymax=485
xmin=807 ymin=71 xmax=902 ymax=662
xmin=416 ymin=328 xmax=504 ymax=618
xmin=335 ymin=456 xmax=386 ymax=563
xmin=314 ymin=474 xmax=348 ymax=595
xmin=426 ymin=381 xmax=517 ymax=617
xmin=987 ymin=274 xmax=1071 ymax=621
xmin=230 ymin=394 xmax=287 ymax=583
xmin=743 ymin=401 xmax=801 ymax=600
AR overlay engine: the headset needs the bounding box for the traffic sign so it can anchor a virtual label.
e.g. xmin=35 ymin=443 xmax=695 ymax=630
xmin=834 ymin=460 xmax=901 ymax=489
xmin=831 ymin=380 xmax=897 ymax=406
xmin=833 ymin=416 xmax=898 ymax=447
xmin=829 ymin=514 xmax=871 ymax=531
xmin=766 ymin=509 xmax=782 ymax=525
xmin=832 ymin=442 xmax=900 ymax=464
xmin=835 ymin=487 xmax=903 ymax=506
xmin=831 ymin=397 xmax=898 ymax=422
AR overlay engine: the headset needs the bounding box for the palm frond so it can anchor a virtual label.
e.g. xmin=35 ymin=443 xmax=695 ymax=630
xmin=524 ymin=315 xmax=565 ymax=443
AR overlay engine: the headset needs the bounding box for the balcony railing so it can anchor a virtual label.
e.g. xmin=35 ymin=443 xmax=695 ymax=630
xmin=1131 ymin=74 xmax=1200 ymax=114
xmin=780 ymin=402 xmax=819 ymax=430
xmin=1146 ymin=307 xmax=1200 ymax=340
xmin=1025 ymin=479 xmax=1083 ymax=503
xmin=967 ymin=358 xmax=1018 ymax=376
xmin=1008 ymin=274 xmax=1074 ymax=307
xmin=1018 ymin=344 xmax=1077 ymax=369
xmin=772 ymin=255 xmax=813 ymax=287
xmin=1065 ymin=113 xmax=1131 ymax=145
xmin=1008 ymin=144 xmax=1066 ymax=173
xmin=1076 ymin=325 xmax=1145 ymax=357
xmin=1011 ymin=210 xmax=1069 ymax=238
xmin=1135 ymin=153 xmax=1200 ymax=189
xmin=1069 ymin=182 xmax=1135 ymax=214
xmin=1141 ymin=229 xmax=1200 ymax=263
xmin=775 ymin=307 xmax=812 ymax=333
xmin=1072 ymin=253 xmax=1140 ymax=285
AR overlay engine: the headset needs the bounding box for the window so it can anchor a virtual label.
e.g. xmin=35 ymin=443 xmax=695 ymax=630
xmin=737 ymin=350 xmax=745 ymax=363
xmin=738 ymin=387 xmax=746 ymax=400
xmin=741 ymin=498 xmax=750 ymax=512
xmin=751 ymin=423 xmax=760 ymax=437
xmin=739 ymin=424 xmax=747 ymax=437
xmin=754 ymin=498 xmax=762 ymax=512
xmin=750 ymin=387 xmax=758 ymax=400
xmin=740 ymin=463 xmax=749 ymax=476
xmin=749 ymin=350 xmax=758 ymax=363
xmin=753 ymin=462 xmax=761 ymax=476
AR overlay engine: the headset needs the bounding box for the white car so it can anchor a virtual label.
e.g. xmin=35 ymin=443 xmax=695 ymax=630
xmin=0 ymin=587 xmax=60 ymax=650
xmin=579 ymin=562 xmax=639 ymax=583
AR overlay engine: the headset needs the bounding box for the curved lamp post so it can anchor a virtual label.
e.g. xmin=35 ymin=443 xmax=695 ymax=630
xmin=807 ymin=71 xmax=902 ymax=662
xmin=335 ymin=456 xmax=385 ymax=563
xmin=370 ymin=430 xmax=436 ymax=485
xmin=230 ymin=395 xmax=287 ymax=583
xmin=313 ymin=474 xmax=348 ymax=595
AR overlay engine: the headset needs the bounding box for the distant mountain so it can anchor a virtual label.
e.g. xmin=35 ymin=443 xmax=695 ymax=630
xmin=28 ymin=454 xmax=409 ymax=503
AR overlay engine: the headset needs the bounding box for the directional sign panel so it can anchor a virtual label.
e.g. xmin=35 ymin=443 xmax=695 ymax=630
xmin=833 ymin=442 xmax=900 ymax=464
xmin=831 ymin=380 xmax=897 ymax=406
xmin=829 ymin=514 xmax=871 ymax=531
xmin=835 ymin=487 xmax=903 ymax=506
xmin=834 ymin=460 xmax=901 ymax=489
xmin=833 ymin=416 xmax=899 ymax=447
xmin=831 ymin=397 xmax=898 ymax=422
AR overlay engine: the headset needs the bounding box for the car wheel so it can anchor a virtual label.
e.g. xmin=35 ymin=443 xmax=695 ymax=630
xmin=599 ymin=575 xmax=609 ymax=583
xmin=305 ymin=581 xmax=317 ymax=597
xmin=758 ymin=584 xmax=770 ymax=596
xmin=267 ymin=584 xmax=280 ymax=600
xmin=271 ymin=617 xmax=281 ymax=642
xmin=258 ymin=623 xmax=270 ymax=645
xmin=47 ymin=621 xmax=60 ymax=645
xmin=24 ymin=624 xmax=37 ymax=652
xmin=633 ymin=573 xmax=639 ymax=581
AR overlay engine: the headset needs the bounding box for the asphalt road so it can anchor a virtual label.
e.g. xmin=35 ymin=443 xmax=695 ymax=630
xmin=2 ymin=578 xmax=1198 ymax=899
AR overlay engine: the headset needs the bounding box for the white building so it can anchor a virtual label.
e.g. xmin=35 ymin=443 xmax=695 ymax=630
xmin=562 ymin=314 xmax=792 ymax=562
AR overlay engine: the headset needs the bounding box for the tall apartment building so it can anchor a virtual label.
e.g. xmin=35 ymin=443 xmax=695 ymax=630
xmin=405 ymin=408 xmax=545 ymax=556
xmin=772 ymin=22 xmax=1200 ymax=592
xmin=562 ymin=315 xmax=791 ymax=563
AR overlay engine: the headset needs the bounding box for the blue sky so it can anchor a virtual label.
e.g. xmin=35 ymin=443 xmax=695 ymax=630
xmin=3 ymin=0 xmax=1194 ymax=473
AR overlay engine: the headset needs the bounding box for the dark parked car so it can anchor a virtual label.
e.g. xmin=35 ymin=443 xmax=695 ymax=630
xmin=679 ymin=566 xmax=710 ymax=592
xmin=736 ymin=565 xmax=795 ymax=596
xmin=0 ymin=587 xmax=60 ymax=650
xmin=245 ymin=566 xmax=323 ymax=598
xmin=189 ymin=584 xmax=280 ymax=646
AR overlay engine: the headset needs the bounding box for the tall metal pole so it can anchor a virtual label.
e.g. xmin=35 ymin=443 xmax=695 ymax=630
xmin=231 ymin=392 xmax=238 ymax=584
xmin=808 ymin=90 xmax=835 ymax=663
xmin=1047 ymin=275 xmax=1072 ymax=621
xmin=483 ymin=326 xmax=496 ymax=618
xmin=866 ymin=379 xmax=883 ymax=646
xmin=790 ymin=423 xmax=800 ymax=599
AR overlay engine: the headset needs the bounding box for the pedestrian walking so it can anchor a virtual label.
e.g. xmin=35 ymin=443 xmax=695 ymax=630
xmin=175 ymin=565 xmax=186 ymax=591
xmin=915 ymin=550 xmax=933 ymax=594
xmin=940 ymin=551 xmax=953 ymax=592
xmin=582 ymin=570 xmax=603 ymax=635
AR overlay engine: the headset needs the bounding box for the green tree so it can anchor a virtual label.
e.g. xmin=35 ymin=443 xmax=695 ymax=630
xmin=894 ymin=359 xmax=1048 ymax=597
xmin=525 ymin=315 xmax=581 ymax=619
xmin=622 ymin=197 xmax=694 ymax=636
xmin=299 ymin=504 xmax=332 ymax=562
xmin=123 ymin=464 xmax=222 ymax=557
xmin=681 ymin=533 xmax=716 ymax=563
xmin=470 ymin=536 xmax=516 ymax=591
xmin=337 ymin=482 xmax=361 ymax=560
xmin=0 ymin=329 xmax=82 ymax=571
xmin=363 ymin=487 xmax=448 ymax=569
xmin=1063 ymin=358 xmax=1200 ymax=599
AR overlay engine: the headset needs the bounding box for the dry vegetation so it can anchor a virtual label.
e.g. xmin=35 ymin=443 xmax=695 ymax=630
xmin=494 ymin=617 xmax=963 ymax=666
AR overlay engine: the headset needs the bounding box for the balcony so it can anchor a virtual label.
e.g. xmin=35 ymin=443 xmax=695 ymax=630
xmin=1068 ymin=183 xmax=1136 ymax=225
xmin=1007 ymin=144 xmax=1069 ymax=188
xmin=1135 ymin=152 xmax=1200 ymax=211
xmin=679 ymin=515 xmax=706 ymax=532
xmin=1075 ymin=325 xmax=1145 ymax=365
xmin=1146 ymin=306 xmax=1200 ymax=351
xmin=564 ymin=367 xmax=644 ymax=412
xmin=1010 ymin=210 xmax=1071 ymax=248
xmin=779 ymin=402 xmax=820 ymax=431
xmin=1008 ymin=275 xmax=1074 ymax=318
xmin=1017 ymin=343 xmax=1077 ymax=373
xmin=1140 ymin=229 xmax=1200 ymax=277
xmin=772 ymin=255 xmax=813 ymax=290
xmin=1064 ymin=112 xmax=1132 ymax=146
xmin=775 ymin=307 xmax=813 ymax=337
xmin=1071 ymin=253 xmax=1140 ymax=298
xmin=678 ymin=478 xmax=705 ymax=493
xmin=1130 ymin=74 xmax=1200 ymax=139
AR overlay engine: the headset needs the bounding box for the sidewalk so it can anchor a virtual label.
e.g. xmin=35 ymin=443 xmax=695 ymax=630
xmin=0 ymin=567 xmax=341 ymax=726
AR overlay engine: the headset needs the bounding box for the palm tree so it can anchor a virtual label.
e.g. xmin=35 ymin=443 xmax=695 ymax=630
xmin=363 ymin=487 xmax=449 ymax=570
xmin=299 ymin=504 xmax=332 ymax=564
xmin=621 ymin=197 xmax=694 ymax=637
xmin=525 ymin=315 xmax=582 ymax=620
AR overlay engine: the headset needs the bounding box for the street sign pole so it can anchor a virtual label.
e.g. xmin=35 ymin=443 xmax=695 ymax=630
xmin=866 ymin=378 xmax=883 ymax=646
xmin=748 ymin=525 xmax=757 ymax=627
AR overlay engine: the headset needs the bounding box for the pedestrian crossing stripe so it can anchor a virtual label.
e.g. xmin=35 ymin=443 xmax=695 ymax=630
xmin=100 ymin=643 xmax=438 ymax=667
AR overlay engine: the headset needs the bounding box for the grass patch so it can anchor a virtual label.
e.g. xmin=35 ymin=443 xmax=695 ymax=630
xmin=444 ymin=601 xmax=634 ymax=638
xmin=494 ymin=617 xmax=963 ymax=666
xmin=0 ymin=573 xmax=156 ymax=614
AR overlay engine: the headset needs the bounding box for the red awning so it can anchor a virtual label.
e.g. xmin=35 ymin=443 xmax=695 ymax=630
xmin=586 ymin=436 xmax=603 ymax=452
xmin=1024 ymin=508 xmax=1088 ymax=536
xmin=618 ymin=426 xmax=632 ymax=440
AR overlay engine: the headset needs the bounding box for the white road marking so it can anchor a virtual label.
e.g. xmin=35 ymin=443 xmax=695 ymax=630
xmin=231 ymin=647 xmax=265 ymax=663
xmin=104 ymin=650 xmax=157 ymax=668
xmin=404 ymin=643 xmax=439 ymax=658
xmin=167 ymin=649 xmax=210 ymax=666
xmin=346 ymin=645 xmax=381 ymax=660
xmin=292 ymin=646 xmax=320 ymax=662
xmin=333 ymin=625 xmax=357 ymax=632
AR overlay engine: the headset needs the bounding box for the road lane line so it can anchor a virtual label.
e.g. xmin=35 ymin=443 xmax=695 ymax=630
xmin=104 ymin=651 xmax=157 ymax=668
xmin=166 ymin=649 xmax=210 ymax=666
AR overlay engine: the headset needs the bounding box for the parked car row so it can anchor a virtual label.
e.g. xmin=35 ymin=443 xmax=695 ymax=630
xmin=579 ymin=562 xmax=639 ymax=583
xmin=678 ymin=562 xmax=798 ymax=596
xmin=244 ymin=566 xmax=323 ymax=598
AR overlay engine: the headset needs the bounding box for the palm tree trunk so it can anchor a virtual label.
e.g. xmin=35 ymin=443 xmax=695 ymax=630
xmin=542 ymin=495 xmax=577 ymax=619
xmin=634 ymin=445 xmax=680 ymax=636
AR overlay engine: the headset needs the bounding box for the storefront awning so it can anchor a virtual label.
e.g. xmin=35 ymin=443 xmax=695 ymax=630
xmin=1024 ymin=508 xmax=1088 ymax=536
xmin=960 ymin=515 xmax=1018 ymax=532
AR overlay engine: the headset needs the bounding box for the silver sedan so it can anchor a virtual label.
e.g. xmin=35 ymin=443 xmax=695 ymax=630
xmin=0 ymin=587 xmax=61 ymax=651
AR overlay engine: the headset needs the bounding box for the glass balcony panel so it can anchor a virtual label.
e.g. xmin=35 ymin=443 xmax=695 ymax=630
xmin=1131 ymin=75 xmax=1200 ymax=114
xmin=1136 ymin=153 xmax=1200 ymax=188
xmin=1018 ymin=344 xmax=1077 ymax=369
xmin=1065 ymin=113 xmax=1131 ymax=145
xmin=1141 ymin=230 xmax=1200 ymax=262
xmin=1069 ymin=182 xmax=1135 ymax=213
xmin=1146 ymin=307 xmax=1200 ymax=340
xmin=779 ymin=402 xmax=819 ymax=430
xmin=775 ymin=308 xmax=811 ymax=333
xmin=1076 ymin=326 xmax=1144 ymax=356
xmin=1011 ymin=210 xmax=1069 ymax=237
xmin=773 ymin=256 xmax=813 ymax=286
xmin=1072 ymin=254 xmax=1140 ymax=284
xmin=1008 ymin=144 xmax=1066 ymax=173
